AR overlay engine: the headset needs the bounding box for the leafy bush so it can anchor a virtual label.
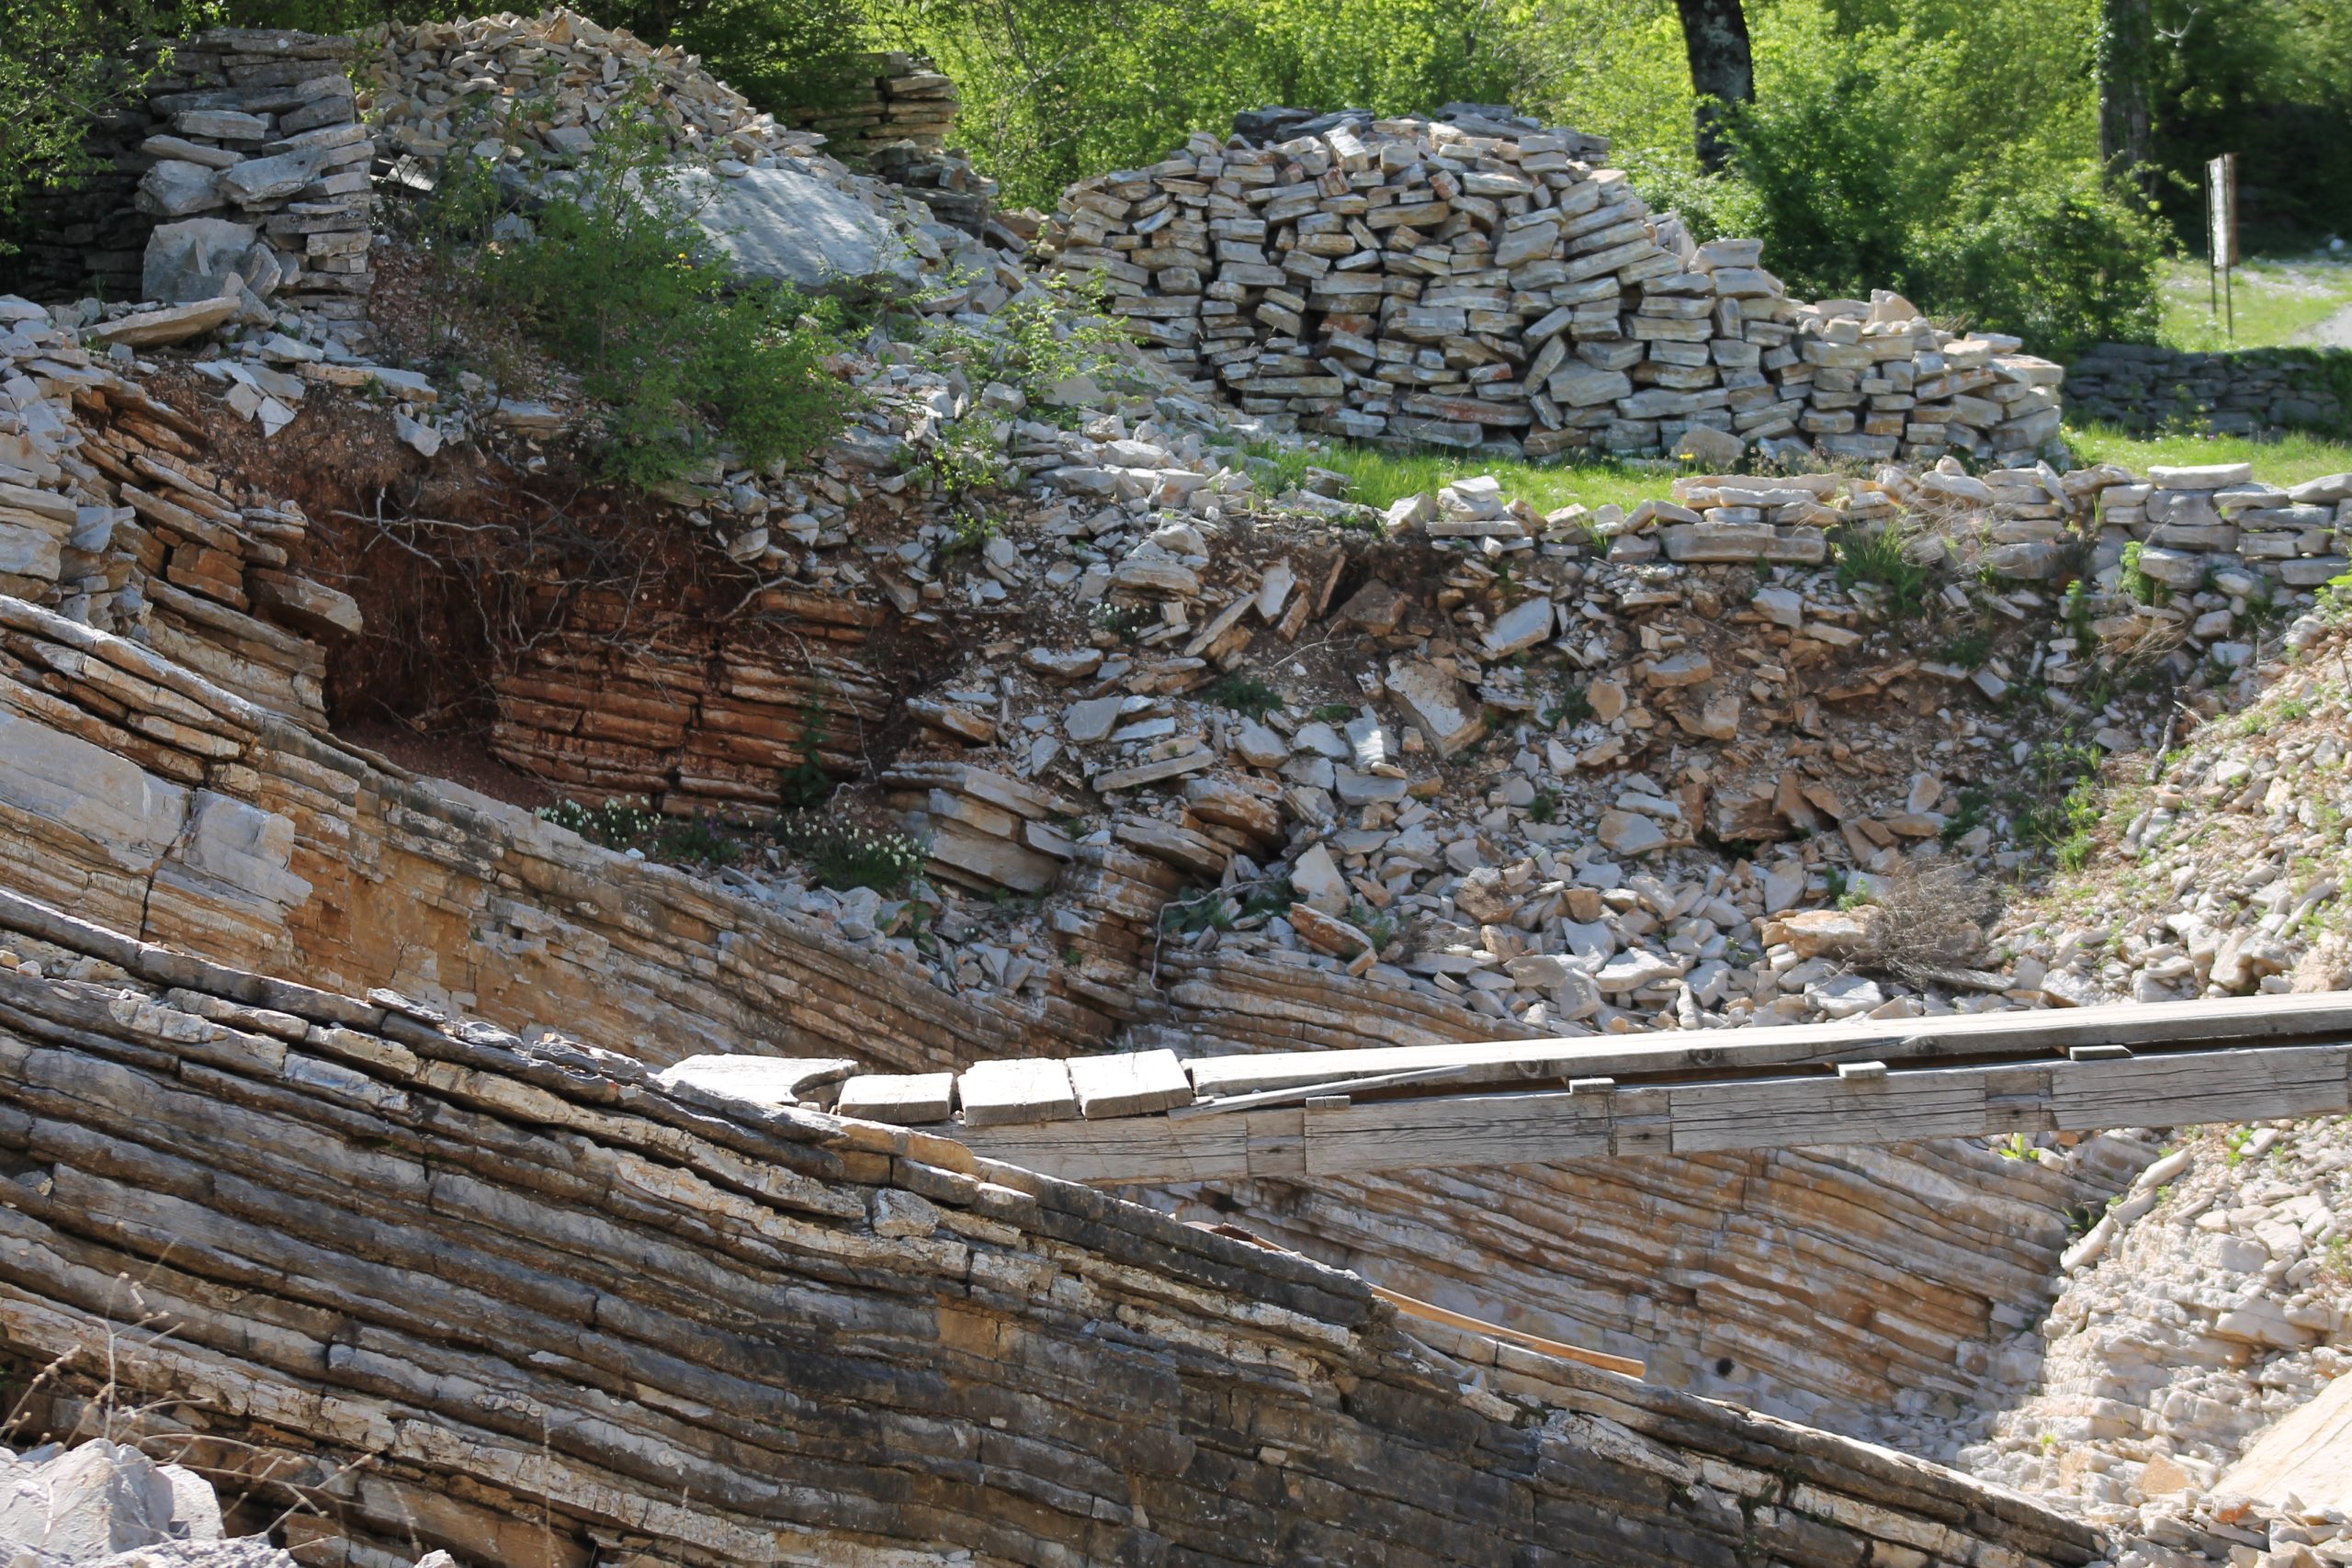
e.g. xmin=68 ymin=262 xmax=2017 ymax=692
xmin=1904 ymin=166 xmax=2164 ymax=358
xmin=773 ymin=813 xmax=928 ymax=896
xmin=1532 ymin=0 xmax=2165 ymax=360
xmin=0 ymin=0 xmax=196 ymax=249
xmin=426 ymin=100 xmax=850 ymax=488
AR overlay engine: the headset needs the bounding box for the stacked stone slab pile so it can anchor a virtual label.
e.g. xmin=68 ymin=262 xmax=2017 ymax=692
xmin=1044 ymin=105 xmax=2065 ymax=463
xmin=0 ymin=294 xmax=355 ymax=722
xmin=780 ymin=51 xmax=998 ymax=235
xmin=0 ymin=885 xmax=2110 ymax=1568
xmin=3 ymin=30 xmax=372 ymax=320
xmin=2065 ymin=344 xmax=2349 ymax=439
xmin=785 ymin=51 xmax=959 ymax=156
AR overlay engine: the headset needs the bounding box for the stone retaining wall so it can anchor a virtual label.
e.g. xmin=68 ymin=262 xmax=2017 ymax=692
xmin=2064 ymin=343 xmax=2349 ymax=439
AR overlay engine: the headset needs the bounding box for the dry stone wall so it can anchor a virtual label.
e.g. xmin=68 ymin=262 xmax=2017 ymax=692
xmin=1046 ymin=106 xmax=2065 ymax=463
xmin=1 ymin=30 xmax=372 ymax=319
xmin=2064 ymin=344 xmax=2349 ymax=440
xmin=0 ymin=886 xmax=2109 ymax=1568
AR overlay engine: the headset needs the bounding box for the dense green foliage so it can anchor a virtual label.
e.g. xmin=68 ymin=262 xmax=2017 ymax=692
xmin=0 ymin=0 xmax=181 ymax=237
xmin=5 ymin=0 xmax=2344 ymax=360
xmin=865 ymin=0 xmax=1521 ymax=209
xmin=416 ymin=105 xmax=849 ymax=487
xmin=2142 ymin=0 xmax=2352 ymax=252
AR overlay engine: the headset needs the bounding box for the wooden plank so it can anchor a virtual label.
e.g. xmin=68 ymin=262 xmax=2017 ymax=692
xmin=1302 ymin=1091 xmax=1611 ymax=1176
xmin=1611 ymin=1085 xmax=1672 ymax=1156
xmin=956 ymin=1058 xmax=1079 ymax=1128
xmin=947 ymin=1041 xmax=2352 ymax=1186
xmin=958 ymin=1115 xmax=1251 ymax=1184
xmin=2217 ymin=1368 xmax=2352 ymax=1511
xmin=1067 ymin=1049 xmax=1193 ymax=1119
xmin=1243 ymin=1107 xmax=1306 ymax=1179
xmin=1181 ymin=993 xmax=2352 ymax=1101
xmin=2048 ymin=1045 xmax=2349 ymax=1130
xmin=1668 ymin=1070 xmax=1990 ymax=1153
xmin=835 ymin=1072 xmax=956 ymax=1124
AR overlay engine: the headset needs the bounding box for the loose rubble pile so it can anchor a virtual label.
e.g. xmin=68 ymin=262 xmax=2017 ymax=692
xmin=0 ymin=1440 xmax=295 ymax=1568
xmin=2065 ymin=344 xmax=2348 ymax=440
xmin=1959 ymin=1120 xmax=2352 ymax=1568
xmin=363 ymin=12 xmax=1003 ymax=239
xmin=1046 ymin=105 xmax=2065 ymax=464
xmin=1979 ymin=620 xmax=2352 ymax=1012
xmin=362 ymin=9 xmax=827 ymax=171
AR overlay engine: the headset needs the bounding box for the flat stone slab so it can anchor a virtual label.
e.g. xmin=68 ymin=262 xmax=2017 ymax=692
xmin=957 ymin=1057 xmax=1078 ymax=1127
xmin=836 ymin=1072 xmax=956 ymax=1124
xmin=680 ymin=166 xmax=918 ymax=289
xmin=87 ymin=297 xmax=240 ymax=347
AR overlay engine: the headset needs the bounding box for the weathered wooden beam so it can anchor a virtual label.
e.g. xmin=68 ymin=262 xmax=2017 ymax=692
xmin=956 ymin=1044 xmax=2352 ymax=1185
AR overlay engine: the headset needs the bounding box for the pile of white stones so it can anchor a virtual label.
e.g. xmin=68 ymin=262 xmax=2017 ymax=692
xmin=1045 ymin=105 xmax=2065 ymax=465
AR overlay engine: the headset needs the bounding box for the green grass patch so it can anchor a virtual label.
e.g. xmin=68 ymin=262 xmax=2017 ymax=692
xmin=2158 ymin=254 xmax=2352 ymax=352
xmin=413 ymin=97 xmax=848 ymax=489
xmin=2065 ymin=423 xmax=2352 ymax=484
xmin=1240 ymin=439 xmax=1681 ymax=516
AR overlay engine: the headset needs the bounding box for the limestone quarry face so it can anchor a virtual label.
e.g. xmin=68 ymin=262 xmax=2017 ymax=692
xmin=0 ymin=16 xmax=2347 ymax=1568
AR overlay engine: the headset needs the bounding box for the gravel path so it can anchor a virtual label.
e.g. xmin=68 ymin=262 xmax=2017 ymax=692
xmin=2296 ymin=300 xmax=2352 ymax=347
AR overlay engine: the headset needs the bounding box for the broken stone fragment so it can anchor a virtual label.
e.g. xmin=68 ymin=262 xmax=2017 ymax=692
xmin=1288 ymin=841 xmax=1349 ymax=912
xmin=85 ymin=297 xmax=239 ymax=347
xmin=1481 ymin=595 xmax=1554 ymax=658
xmin=136 ymin=160 xmax=225 ymax=219
xmin=1288 ymin=901 xmax=1373 ymax=958
xmin=1386 ymin=659 xmax=1485 ymax=758
xmin=1765 ymin=907 xmax=1883 ymax=961
xmin=1597 ymin=809 xmax=1669 ymax=857
xmin=142 ymin=217 xmax=259 ymax=304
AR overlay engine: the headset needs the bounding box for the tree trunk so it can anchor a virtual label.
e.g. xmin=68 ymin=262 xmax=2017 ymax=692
xmin=2098 ymin=0 xmax=2154 ymax=192
xmin=1674 ymin=0 xmax=1755 ymax=173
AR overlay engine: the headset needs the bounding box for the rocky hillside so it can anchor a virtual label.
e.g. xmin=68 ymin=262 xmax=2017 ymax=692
xmin=0 ymin=15 xmax=2346 ymax=1567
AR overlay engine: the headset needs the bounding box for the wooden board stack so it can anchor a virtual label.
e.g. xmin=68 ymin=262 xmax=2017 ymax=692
xmin=1044 ymin=105 xmax=2065 ymax=466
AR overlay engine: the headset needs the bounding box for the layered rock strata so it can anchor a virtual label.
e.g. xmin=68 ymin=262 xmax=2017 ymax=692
xmin=0 ymin=886 xmax=2107 ymax=1568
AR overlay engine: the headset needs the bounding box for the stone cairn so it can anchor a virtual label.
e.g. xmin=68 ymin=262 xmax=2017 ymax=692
xmin=2 ymin=29 xmax=372 ymax=320
xmin=1044 ymin=105 xmax=2065 ymax=464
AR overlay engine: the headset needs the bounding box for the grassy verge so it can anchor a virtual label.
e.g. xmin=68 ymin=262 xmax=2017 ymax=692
xmin=2066 ymin=422 xmax=2352 ymax=483
xmin=2158 ymin=254 xmax=2352 ymax=352
xmin=1240 ymin=438 xmax=1683 ymax=514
